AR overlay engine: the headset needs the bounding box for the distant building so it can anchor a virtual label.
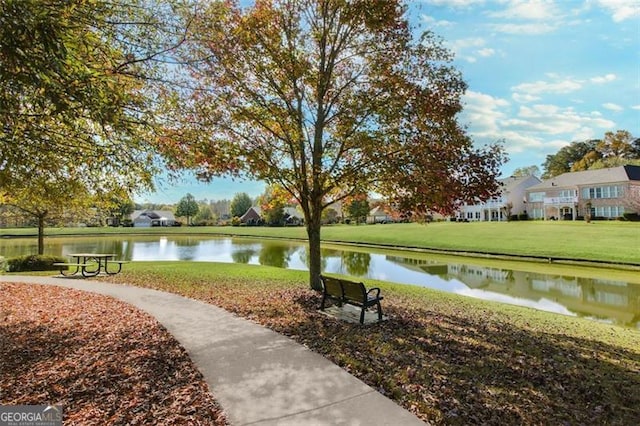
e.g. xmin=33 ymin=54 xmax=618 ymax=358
xmin=240 ymin=206 xmax=262 ymax=224
xmin=283 ymin=207 xmax=304 ymax=225
xmin=131 ymin=210 xmax=176 ymax=227
xmin=367 ymin=206 xmax=393 ymax=224
xmin=525 ymin=165 xmax=640 ymax=220
xmin=455 ymin=175 xmax=541 ymax=221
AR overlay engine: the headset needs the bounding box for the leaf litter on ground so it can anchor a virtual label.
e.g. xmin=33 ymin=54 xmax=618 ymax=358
xmin=0 ymin=282 xmax=227 ymax=425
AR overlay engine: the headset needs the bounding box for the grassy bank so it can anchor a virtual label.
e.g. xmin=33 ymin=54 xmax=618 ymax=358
xmin=2 ymin=221 xmax=640 ymax=264
xmin=103 ymin=261 xmax=640 ymax=424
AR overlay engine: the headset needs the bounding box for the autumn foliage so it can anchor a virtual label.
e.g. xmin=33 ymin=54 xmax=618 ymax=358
xmin=162 ymin=0 xmax=505 ymax=289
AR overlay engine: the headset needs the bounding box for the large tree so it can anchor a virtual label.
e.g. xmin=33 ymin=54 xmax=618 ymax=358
xmin=166 ymin=0 xmax=505 ymax=290
xmin=230 ymin=192 xmax=253 ymax=218
xmin=176 ymin=193 xmax=199 ymax=225
xmin=542 ymin=140 xmax=598 ymax=178
xmin=5 ymin=172 xmax=113 ymax=254
xmin=0 ymin=0 xmax=189 ymax=201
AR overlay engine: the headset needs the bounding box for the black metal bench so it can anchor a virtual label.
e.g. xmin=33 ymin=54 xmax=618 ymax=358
xmin=319 ymin=275 xmax=384 ymax=324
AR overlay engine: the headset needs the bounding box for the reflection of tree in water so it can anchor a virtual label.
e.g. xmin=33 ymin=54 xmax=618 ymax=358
xmin=231 ymin=249 xmax=255 ymax=264
xmin=258 ymin=243 xmax=292 ymax=268
xmin=63 ymin=237 xmax=126 ymax=258
xmin=342 ymin=251 xmax=371 ymax=276
xmin=298 ymin=247 xmax=328 ymax=272
xmin=173 ymin=237 xmax=200 ymax=248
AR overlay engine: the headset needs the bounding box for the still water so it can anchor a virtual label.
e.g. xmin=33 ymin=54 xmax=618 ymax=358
xmin=3 ymin=235 xmax=639 ymax=329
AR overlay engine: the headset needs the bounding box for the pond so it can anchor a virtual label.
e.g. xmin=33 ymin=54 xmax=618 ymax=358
xmin=2 ymin=235 xmax=639 ymax=329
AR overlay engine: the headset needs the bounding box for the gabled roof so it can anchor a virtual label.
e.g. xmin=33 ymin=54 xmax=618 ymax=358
xmin=131 ymin=210 xmax=176 ymax=221
xmin=240 ymin=206 xmax=262 ymax=221
xmin=499 ymin=175 xmax=541 ymax=193
xmin=527 ymin=165 xmax=640 ymax=191
xmin=368 ymin=206 xmax=389 ymax=216
xmin=283 ymin=207 xmax=303 ymax=219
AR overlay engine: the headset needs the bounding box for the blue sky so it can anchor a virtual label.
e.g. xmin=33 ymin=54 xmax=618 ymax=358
xmin=139 ymin=0 xmax=639 ymax=204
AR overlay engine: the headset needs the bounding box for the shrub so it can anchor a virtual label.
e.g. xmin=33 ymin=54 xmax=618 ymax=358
xmin=6 ymin=255 xmax=67 ymax=272
xmin=623 ymin=213 xmax=640 ymax=222
xmin=518 ymin=213 xmax=529 ymax=221
xmin=509 ymin=214 xmax=519 ymax=221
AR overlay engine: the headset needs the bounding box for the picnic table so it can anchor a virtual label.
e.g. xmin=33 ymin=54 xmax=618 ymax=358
xmin=54 ymin=253 xmax=127 ymax=278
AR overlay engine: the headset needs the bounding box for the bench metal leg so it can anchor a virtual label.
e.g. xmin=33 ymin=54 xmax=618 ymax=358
xmin=105 ymin=261 xmax=123 ymax=275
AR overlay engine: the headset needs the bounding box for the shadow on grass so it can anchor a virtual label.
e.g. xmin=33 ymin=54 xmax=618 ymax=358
xmin=108 ymin=274 xmax=640 ymax=425
xmin=280 ymin=293 xmax=640 ymax=425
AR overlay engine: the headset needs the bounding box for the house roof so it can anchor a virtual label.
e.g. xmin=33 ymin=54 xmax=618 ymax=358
xmin=368 ymin=206 xmax=389 ymax=216
xmin=283 ymin=207 xmax=303 ymax=219
xmin=240 ymin=206 xmax=262 ymax=221
xmin=527 ymin=165 xmax=640 ymax=191
xmin=131 ymin=210 xmax=176 ymax=221
xmin=499 ymin=175 xmax=541 ymax=193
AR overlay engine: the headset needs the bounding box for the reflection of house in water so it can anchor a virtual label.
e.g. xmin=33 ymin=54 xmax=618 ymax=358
xmin=386 ymin=255 xmax=640 ymax=328
xmin=446 ymin=264 xmax=513 ymax=288
xmin=525 ymin=274 xmax=640 ymax=327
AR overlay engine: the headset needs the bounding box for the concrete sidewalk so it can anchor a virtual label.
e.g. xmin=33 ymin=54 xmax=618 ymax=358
xmin=2 ymin=276 xmax=425 ymax=425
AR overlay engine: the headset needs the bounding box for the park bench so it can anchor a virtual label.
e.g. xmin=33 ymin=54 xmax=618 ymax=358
xmin=319 ymin=275 xmax=384 ymax=324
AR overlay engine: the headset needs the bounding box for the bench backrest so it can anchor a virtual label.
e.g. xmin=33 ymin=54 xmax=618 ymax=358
xmin=340 ymin=279 xmax=366 ymax=303
xmin=321 ymin=276 xmax=343 ymax=298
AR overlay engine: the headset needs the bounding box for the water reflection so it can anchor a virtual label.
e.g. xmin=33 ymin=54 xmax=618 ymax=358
xmin=387 ymin=256 xmax=640 ymax=327
xmin=2 ymin=235 xmax=638 ymax=328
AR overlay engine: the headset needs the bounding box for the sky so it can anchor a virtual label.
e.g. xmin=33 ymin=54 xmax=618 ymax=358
xmin=138 ymin=0 xmax=639 ymax=205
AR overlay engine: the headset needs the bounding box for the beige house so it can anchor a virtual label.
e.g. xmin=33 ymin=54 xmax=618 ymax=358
xmin=525 ymin=165 xmax=640 ymax=220
xmin=455 ymin=175 xmax=541 ymax=221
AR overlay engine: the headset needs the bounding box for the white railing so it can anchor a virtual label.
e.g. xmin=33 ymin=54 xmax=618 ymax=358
xmin=544 ymin=196 xmax=578 ymax=204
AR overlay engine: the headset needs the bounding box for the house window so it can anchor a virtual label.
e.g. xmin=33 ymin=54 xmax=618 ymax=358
xmin=531 ymin=208 xmax=544 ymax=219
xmin=559 ymin=189 xmax=576 ymax=198
xmin=584 ymin=185 xmax=624 ymax=199
xmin=467 ymin=212 xmax=473 ymax=219
xmin=475 ymin=212 xmax=480 ymax=219
xmin=592 ymin=205 xmax=625 ymax=218
xmin=529 ymin=192 xmax=544 ymax=202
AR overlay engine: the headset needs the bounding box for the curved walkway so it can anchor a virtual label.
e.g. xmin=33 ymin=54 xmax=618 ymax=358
xmin=2 ymin=276 xmax=424 ymax=426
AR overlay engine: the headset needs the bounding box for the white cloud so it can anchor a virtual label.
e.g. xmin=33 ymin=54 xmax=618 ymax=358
xmin=461 ymin=90 xmax=617 ymax=156
xmin=422 ymin=0 xmax=486 ymax=7
xmin=512 ymin=79 xmax=582 ymax=96
xmin=596 ymin=0 xmax=640 ymax=22
xmin=447 ymin=38 xmax=501 ymax=63
xmin=511 ymin=105 xmax=615 ymax=135
xmin=632 ymin=105 xmax=640 ymax=110
xmin=512 ymin=73 xmax=620 ymax=102
xmin=461 ymin=90 xmax=510 ymax=135
xmin=477 ymin=48 xmax=496 ymax=57
xmin=449 ymin=37 xmax=486 ymax=51
xmin=512 ymin=93 xmax=541 ymax=103
xmin=590 ymin=73 xmax=617 ymax=83
xmin=489 ymin=0 xmax=560 ymax=20
xmin=602 ymin=102 xmax=624 ymax=111
xmin=489 ymin=22 xmax=557 ymax=34
xmin=420 ymin=14 xmax=453 ymax=27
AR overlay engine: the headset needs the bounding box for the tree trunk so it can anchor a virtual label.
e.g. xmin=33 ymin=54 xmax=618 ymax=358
xmin=305 ymin=209 xmax=323 ymax=291
xmin=37 ymin=215 xmax=45 ymax=255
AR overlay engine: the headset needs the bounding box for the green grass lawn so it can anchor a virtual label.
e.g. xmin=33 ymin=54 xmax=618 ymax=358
xmin=3 ymin=221 xmax=639 ymax=264
xmin=103 ymin=261 xmax=640 ymax=425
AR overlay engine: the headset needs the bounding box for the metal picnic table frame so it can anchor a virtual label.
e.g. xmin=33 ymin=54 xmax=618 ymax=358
xmin=55 ymin=253 xmax=126 ymax=278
